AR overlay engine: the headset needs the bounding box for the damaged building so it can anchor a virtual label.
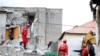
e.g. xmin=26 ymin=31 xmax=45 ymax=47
xmin=0 ymin=7 xmax=62 ymax=51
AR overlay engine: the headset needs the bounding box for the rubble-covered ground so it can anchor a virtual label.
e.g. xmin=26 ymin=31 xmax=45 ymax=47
xmin=0 ymin=40 xmax=43 ymax=56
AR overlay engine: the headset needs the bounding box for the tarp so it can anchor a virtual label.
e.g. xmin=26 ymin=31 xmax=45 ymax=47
xmin=83 ymin=32 xmax=96 ymax=44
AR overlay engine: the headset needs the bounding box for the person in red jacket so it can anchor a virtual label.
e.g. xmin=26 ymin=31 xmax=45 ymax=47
xmin=21 ymin=24 xmax=30 ymax=49
xmin=58 ymin=40 xmax=68 ymax=56
xmin=82 ymin=43 xmax=89 ymax=56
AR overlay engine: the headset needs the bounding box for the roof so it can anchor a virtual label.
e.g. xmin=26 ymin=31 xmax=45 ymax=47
xmin=66 ymin=21 xmax=96 ymax=34
xmin=58 ymin=21 xmax=96 ymax=40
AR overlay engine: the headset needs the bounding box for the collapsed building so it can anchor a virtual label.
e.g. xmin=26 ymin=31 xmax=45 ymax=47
xmin=0 ymin=7 xmax=62 ymax=55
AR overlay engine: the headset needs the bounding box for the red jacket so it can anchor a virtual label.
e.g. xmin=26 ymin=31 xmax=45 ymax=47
xmin=58 ymin=43 xmax=68 ymax=56
xmin=22 ymin=26 xmax=28 ymax=45
xmin=82 ymin=47 xmax=88 ymax=56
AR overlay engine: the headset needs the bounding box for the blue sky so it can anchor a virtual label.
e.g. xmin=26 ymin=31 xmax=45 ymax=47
xmin=0 ymin=0 xmax=93 ymax=31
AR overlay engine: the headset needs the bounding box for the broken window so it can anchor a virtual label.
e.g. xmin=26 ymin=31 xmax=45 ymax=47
xmin=28 ymin=12 xmax=35 ymax=26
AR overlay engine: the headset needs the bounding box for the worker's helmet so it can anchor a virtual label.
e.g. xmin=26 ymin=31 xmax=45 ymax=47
xmin=26 ymin=24 xmax=30 ymax=27
xmin=63 ymin=40 xmax=67 ymax=43
xmin=83 ymin=43 xmax=87 ymax=48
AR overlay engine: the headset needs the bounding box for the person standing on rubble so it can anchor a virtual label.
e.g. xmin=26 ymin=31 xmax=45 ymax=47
xmin=58 ymin=40 xmax=68 ymax=56
xmin=21 ymin=23 xmax=30 ymax=49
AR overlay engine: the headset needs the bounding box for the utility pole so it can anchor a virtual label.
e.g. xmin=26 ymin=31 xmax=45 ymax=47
xmin=89 ymin=0 xmax=100 ymax=56
xmin=96 ymin=5 xmax=100 ymax=56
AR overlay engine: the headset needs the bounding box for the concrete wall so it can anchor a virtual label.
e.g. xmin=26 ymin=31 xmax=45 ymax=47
xmin=35 ymin=8 xmax=47 ymax=49
xmin=46 ymin=9 xmax=62 ymax=44
xmin=0 ymin=13 xmax=7 ymax=42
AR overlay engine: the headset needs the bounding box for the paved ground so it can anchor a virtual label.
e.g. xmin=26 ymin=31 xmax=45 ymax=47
xmin=24 ymin=53 xmax=40 ymax=56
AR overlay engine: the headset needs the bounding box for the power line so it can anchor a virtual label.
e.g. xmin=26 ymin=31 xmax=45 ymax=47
xmin=38 ymin=22 xmax=95 ymax=28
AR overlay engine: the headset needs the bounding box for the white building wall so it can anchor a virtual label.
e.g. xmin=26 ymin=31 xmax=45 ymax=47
xmin=61 ymin=34 xmax=84 ymax=56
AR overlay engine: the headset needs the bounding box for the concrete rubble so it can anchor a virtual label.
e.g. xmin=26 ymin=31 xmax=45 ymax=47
xmin=0 ymin=40 xmax=24 ymax=56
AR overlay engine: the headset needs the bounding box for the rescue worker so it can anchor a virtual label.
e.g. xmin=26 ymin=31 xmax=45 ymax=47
xmin=58 ymin=40 xmax=68 ymax=56
xmin=21 ymin=23 xmax=30 ymax=49
xmin=81 ymin=43 xmax=88 ymax=56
